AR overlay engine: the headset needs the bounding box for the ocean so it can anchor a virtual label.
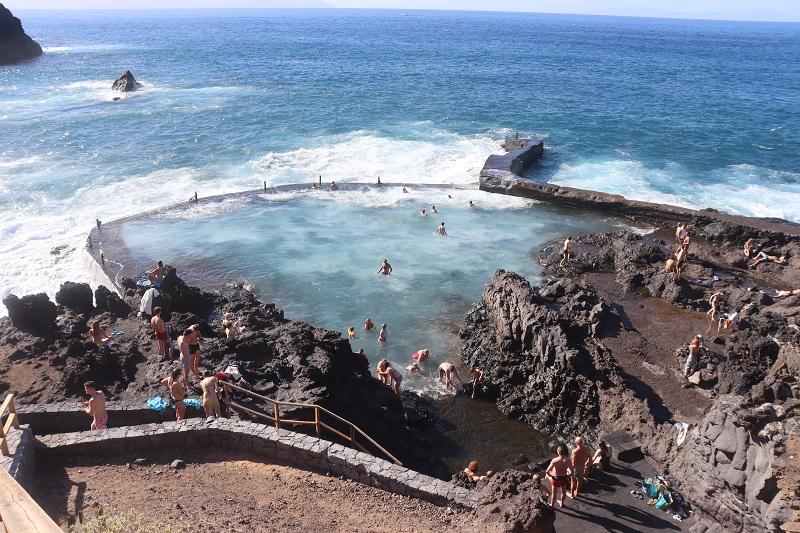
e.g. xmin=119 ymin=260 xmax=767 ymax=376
xmin=1 ymin=8 xmax=799 ymax=312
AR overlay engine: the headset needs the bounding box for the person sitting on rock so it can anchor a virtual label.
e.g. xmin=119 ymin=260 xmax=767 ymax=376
xmin=86 ymin=320 xmax=113 ymax=346
xmin=532 ymin=472 xmax=551 ymax=497
xmin=586 ymin=440 xmax=613 ymax=476
xmin=663 ymin=256 xmax=677 ymax=274
xmin=743 ymin=238 xmax=761 ymax=259
xmin=146 ymin=260 xmax=164 ymax=284
xmin=749 ymin=251 xmax=788 ymax=269
xmin=463 ymin=460 xmax=491 ymax=481
xmin=222 ymin=313 xmax=240 ymax=339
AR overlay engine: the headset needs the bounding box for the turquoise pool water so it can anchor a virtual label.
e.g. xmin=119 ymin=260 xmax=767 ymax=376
xmin=121 ymin=186 xmax=632 ymax=397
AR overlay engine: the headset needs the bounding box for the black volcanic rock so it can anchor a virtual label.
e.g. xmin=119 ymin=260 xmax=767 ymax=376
xmin=111 ymin=70 xmax=140 ymax=92
xmin=0 ymin=4 xmax=42 ymax=65
xmin=56 ymin=281 xmax=94 ymax=315
xmin=2 ymin=293 xmax=57 ymax=333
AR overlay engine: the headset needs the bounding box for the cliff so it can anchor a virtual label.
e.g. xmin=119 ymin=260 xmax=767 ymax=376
xmin=0 ymin=3 xmax=42 ymax=65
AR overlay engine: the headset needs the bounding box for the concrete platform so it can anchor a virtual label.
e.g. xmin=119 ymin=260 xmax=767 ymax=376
xmin=551 ymin=455 xmax=694 ymax=532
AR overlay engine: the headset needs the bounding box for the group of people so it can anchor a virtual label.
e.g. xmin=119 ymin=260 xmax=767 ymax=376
xmin=663 ymin=223 xmax=693 ymax=276
xmin=543 ymin=437 xmax=613 ymax=507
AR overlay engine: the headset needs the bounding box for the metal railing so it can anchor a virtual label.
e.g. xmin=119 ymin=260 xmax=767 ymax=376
xmin=221 ymin=381 xmax=401 ymax=466
xmin=0 ymin=394 xmax=19 ymax=457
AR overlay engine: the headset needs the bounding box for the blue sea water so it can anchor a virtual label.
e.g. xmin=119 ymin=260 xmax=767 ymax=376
xmin=1 ymin=8 xmax=799 ymax=310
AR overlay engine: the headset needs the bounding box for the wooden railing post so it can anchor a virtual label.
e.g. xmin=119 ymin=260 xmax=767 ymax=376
xmin=0 ymin=393 xmax=16 ymax=457
xmin=223 ymin=382 xmax=230 ymax=418
xmin=350 ymin=426 xmax=356 ymax=448
xmin=314 ymin=408 xmax=321 ymax=438
xmin=274 ymin=403 xmax=280 ymax=429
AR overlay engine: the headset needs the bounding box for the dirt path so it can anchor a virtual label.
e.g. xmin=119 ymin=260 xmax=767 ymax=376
xmin=34 ymin=447 xmax=475 ymax=532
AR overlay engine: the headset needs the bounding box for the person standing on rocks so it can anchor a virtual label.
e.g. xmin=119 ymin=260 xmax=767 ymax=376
xmin=83 ymin=381 xmax=107 ymax=430
xmin=378 ymin=364 xmax=403 ymax=398
xmin=151 ymin=306 xmax=168 ymax=358
xmin=560 ymin=236 xmax=572 ymax=267
xmin=187 ymin=324 xmax=203 ymax=379
xmin=676 ymin=223 xmax=687 ymax=246
xmin=570 ymin=437 xmax=592 ymax=498
xmin=199 ymin=371 xmax=221 ymax=420
xmin=707 ymin=290 xmax=725 ymax=321
xmin=468 ymin=367 xmax=484 ymax=399
xmin=684 ymin=334 xmax=706 ymax=378
xmin=161 ymin=368 xmax=186 ymax=421
xmin=177 ymin=328 xmax=193 ymax=388
xmin=546 ymin=445 xmax=573 ymax=507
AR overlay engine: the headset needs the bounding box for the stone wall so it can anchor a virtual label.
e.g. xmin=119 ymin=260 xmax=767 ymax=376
xmin=34 ymin=418 xmax=480 ymax=508
xmin=17 ymin=400 xmax=205 ymax=435
xmin=0 ymin=425 xmax=37 ymax=491
xmin=481 ymin=138 xmax=544 ymax=180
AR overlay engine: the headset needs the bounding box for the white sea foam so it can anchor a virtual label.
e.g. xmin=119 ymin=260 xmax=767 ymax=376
xmin=551 ymin=159 xmax=800 ymax=223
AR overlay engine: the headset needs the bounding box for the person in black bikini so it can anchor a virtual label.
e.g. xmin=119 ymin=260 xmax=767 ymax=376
xmin=187 ymin=325 xmax=202 ymax=379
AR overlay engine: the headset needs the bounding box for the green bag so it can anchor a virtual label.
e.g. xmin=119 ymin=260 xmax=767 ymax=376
xmin=654 ymin=490 xmax=673 ymax=510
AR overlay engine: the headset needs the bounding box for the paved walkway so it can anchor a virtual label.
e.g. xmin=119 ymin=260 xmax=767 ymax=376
xmin=551 ymin=456 xmax=694 ymax=532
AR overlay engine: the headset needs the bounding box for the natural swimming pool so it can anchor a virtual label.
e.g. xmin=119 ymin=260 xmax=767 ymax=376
xmin=120 ymin=185 xmax=635 ymax=469
xmin=122 ymin=186 xmax=633 ymax=395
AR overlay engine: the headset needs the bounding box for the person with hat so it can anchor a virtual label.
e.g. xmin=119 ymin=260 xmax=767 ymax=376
xmin=378 ymin=323 xmax=387 ymax=343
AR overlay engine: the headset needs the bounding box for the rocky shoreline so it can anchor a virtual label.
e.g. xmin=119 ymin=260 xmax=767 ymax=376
xmin=460 ymin=226 xmax=800 ymax=532
xmin=2 ymin=192 xmax=799 ymax=531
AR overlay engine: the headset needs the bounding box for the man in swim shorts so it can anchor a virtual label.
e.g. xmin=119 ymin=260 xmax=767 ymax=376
xmin=433 ymin=222 xmax=447 ymax=236
xmin=161 ymin=368 xmax=186 ymax=421
xmin=546 ymin=445 xmax=573 ymax=507
xmin=570 ymin=437 xmax=592 ymax=498
xmin=438 ymin=362 xmax=463 ymax=391
xmin=83 ymin=381 xmax=108 ymax=430
xmin=377 ymin=259 xmax=393 ymax=275
xmin=151 ymin=306 xmax=169 ymax=358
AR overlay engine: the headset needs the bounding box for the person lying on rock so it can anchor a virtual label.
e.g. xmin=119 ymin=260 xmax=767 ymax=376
xmin=743 ymin=238 xmax=761 ymax=259
xmin=749 ymin=251 xmax=788 ymax=269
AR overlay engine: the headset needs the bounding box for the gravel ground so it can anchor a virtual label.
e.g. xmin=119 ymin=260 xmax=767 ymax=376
xmin=34 ymin=447 xmax=476 ymax=532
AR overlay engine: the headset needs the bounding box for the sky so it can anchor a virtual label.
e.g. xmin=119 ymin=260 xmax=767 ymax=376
xmin=5 ymin=0 xmax=800 ymax=21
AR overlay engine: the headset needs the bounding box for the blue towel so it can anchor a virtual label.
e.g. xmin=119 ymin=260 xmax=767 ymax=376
xmin=147 ymin=397 xmax=168 ymax=412
xmin=183 ymin=398 xmax=202 ymax=410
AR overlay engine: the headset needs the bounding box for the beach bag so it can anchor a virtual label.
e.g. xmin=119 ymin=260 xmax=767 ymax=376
xmin=642 ymin=478 xmax=661 ymax=499
xmin=655 ymin=490 xmax=673 ymax=510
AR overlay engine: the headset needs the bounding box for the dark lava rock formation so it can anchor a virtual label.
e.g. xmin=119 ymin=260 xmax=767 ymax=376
xmin=473 ymin=470 xmax=555 ymax=533
xmin=0 ymin=3 xmax=42 ymax=65
xmin=111 ymin=70 xmax=140 ymax=92
xmin=461 ymin=230 xmax=800 ymax=532
xmin=0 ymin=267 xmax=449 ymax=479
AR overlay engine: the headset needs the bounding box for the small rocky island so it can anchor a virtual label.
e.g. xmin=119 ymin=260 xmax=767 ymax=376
xmin=0 ymin=3 xmax=42 ymax=65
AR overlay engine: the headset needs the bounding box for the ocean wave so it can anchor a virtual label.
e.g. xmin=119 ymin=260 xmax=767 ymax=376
xmin=550 ymin=159 xmax=800 ymax=222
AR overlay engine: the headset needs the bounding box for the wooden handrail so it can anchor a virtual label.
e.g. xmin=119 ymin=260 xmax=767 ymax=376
xmin=0 ymin=394 xmax=19 ymax=457
xmin=0 ymin=467 xmax=61 ymax=533
xmin=221 ymin=382 xmax=401 ymax=465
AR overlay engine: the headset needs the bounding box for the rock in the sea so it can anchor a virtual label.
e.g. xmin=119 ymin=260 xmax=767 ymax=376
xmin=111 ymin=70 xmax=139 ymax=92
xmin=56 ymin=281 xmax=94 ymax=315
xmin=0 ymin=4 xmax=43 ymax=65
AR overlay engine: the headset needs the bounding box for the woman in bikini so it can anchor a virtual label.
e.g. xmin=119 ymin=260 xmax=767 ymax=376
xmin=187 ymin=325 xmax=203 ymax=379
